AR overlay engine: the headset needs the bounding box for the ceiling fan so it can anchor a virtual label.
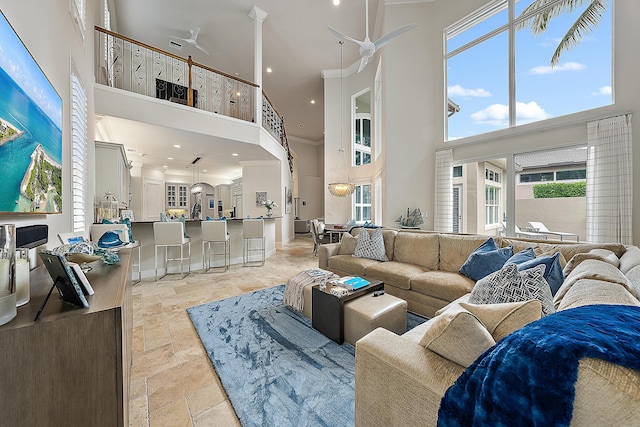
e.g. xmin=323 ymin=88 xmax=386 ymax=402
xmin=167 ymin=27 xmax=210 ymax=55
xmin=328 ymin=0 xmax=417 ymax=73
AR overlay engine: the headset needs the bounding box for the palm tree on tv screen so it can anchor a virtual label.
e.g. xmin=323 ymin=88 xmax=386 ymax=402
xmin=517 ymin=0 xmax=608 ymax=67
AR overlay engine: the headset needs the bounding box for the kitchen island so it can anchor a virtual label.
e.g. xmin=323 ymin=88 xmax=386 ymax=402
xmin=130 ymin=218 xmax=279 ymax=278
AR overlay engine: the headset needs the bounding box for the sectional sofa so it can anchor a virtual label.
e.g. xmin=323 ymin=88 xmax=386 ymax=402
xmin=318 ymin=228 xmax=640 ymax=425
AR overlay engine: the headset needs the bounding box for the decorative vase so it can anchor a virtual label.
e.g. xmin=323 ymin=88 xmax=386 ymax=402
xmin=266 ymin=208 xmax=273 ymax=217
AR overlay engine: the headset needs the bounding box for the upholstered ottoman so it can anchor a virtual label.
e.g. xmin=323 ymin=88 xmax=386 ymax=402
xmin=344 ymin=293 xmax=407 ymax=346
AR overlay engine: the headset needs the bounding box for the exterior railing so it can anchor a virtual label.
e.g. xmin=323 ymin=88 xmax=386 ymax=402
xmin=94 ymin=26 xmax=292 ymax=173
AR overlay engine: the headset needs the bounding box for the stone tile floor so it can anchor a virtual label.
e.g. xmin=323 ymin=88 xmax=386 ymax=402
xmin=129 ymin=235 xmax=318 ymax=426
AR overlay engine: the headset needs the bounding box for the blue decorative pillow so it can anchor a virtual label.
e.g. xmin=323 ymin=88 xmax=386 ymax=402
xmin=506 ymin=247 xmax=536 ymax=265
xmin=516 ymin=252 xmax=564 ymax=296
xmin=177 ymin=215 xmax=189 ymax=239
xmin=460 ymin=238 xmax=514 ymax=281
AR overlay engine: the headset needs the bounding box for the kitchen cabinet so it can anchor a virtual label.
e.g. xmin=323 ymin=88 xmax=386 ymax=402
xmin=95 ymin=141 xmax=130 ymax=207
xmin=166 ymin=183 xmax=189 ymax=209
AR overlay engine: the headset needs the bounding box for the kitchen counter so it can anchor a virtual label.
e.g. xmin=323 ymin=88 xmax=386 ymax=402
xmin=130 ymin=219 xmax=277 ymax=278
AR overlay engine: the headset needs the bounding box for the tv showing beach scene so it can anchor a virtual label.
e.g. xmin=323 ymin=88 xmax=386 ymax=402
xmin=0 ymin=10 xmax=62 ymax=214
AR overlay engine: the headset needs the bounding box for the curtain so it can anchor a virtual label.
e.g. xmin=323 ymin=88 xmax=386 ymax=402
xmin=434 ymin=149 xmax=453 ymax=232
xmin=586 ymin=113 xmax=633 ymax=244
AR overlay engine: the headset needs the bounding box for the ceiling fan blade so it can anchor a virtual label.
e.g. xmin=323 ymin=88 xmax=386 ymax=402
xmin=357 ymin=56 xmax=369 ymax=73
xmin=327 ymin=26 xmax=366 ymax=48
xmin=190 ymin=27 xmax=201 ymax=40
xmin=195 ymin=43 xmax=210 ymax=55
xmin=373 ymin=23 xmax=418 ymax=50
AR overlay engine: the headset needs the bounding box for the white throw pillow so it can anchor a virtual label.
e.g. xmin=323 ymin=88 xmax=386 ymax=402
xmin=353 ymin=228 xmax=388 ymax=261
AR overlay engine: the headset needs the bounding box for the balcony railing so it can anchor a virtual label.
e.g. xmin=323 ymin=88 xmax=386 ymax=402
xmin=94 ymin=26 xmax=293 ymax=174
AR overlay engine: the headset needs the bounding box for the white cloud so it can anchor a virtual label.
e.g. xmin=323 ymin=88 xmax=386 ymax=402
xmin=471 ymin=101 xmax=551 ymax=126
xmin=529 ymin=61 xmax=586 ymax=75
xmin=448 ymin=84 xmax=491 ymax=97
xmin=592 ymin=86 xmax=612 ymax=96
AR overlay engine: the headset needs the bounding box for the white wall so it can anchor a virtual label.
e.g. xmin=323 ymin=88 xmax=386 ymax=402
xmin=0 ymin=0 xmax=98 ymax=246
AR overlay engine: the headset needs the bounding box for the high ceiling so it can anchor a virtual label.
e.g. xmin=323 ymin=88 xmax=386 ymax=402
xmin=104 ymin=0 xmax=388 ymax=179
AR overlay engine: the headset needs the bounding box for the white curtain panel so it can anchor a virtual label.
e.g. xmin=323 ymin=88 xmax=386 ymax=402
xmin=586 ymin=113 xmax=633 ymax=244
xmin=434 ymin=149 xmax=453 ymax=232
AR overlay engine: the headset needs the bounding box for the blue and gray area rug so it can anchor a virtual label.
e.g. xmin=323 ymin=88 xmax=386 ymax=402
xmin=187 ymin=284 xmax=425 ymax=427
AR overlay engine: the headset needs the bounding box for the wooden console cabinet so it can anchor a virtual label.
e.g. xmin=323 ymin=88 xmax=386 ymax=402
xmin=0 ymin=250 xmax=133 ymax=426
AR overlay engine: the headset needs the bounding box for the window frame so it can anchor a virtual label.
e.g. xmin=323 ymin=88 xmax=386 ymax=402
xmin=444 ymin=0 xmax=613 ymax=141
xmin=353 ymin=183 xmax=372 ymax=224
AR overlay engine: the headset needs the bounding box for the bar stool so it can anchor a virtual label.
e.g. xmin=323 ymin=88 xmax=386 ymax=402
xmin=153 ymin=222 xmax=191 ymax=280
xmin=243 ymin=219 xmax=265 ymax=266
xmin=202 ymin=220 xmax=230 ymax=272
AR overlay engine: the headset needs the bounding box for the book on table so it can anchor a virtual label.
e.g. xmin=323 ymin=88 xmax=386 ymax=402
xmin=335 ymin=276 xmax=370 ymax=291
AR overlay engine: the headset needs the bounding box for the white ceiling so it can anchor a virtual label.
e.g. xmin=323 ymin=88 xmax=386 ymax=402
xmin=103 ymin=0 xmax=388 ymax=179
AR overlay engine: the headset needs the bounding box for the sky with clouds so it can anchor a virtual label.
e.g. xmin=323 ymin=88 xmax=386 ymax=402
xmin=0 ymin=12 xmax=62 ymax=128
xmin=447 ymin=2 xmax=612 ymax=140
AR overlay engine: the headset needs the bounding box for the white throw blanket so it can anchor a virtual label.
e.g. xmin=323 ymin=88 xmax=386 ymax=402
xmin=284 ymin=269 xmax=339 ymax=312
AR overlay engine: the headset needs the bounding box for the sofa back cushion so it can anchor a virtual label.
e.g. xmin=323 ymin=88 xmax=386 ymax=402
xmin=439 ymin=234 xmax=494 ymax=273
xmin=352 ymin=227 xmax=397 ymax=261
xmin=619 ymin=246 xmax=640 ymax=274
xmin=393 ymin=232 xmax=439 ymax=270
xmin=497 ymin=238 xmax=626 ymax=265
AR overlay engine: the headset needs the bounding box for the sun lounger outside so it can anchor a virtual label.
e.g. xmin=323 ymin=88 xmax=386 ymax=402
xmin=528 ymin=221 xmax=580 ymax=242
xmin=502 ymin=222 xmax=548 ymax=240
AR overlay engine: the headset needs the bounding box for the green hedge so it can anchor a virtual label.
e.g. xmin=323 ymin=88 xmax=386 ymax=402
xmin=533 ymin=182 xmax=586 ymax=198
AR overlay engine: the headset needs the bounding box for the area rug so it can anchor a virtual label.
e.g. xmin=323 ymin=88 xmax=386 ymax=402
xmin=187 ymin=284 xmax=426 ymax=427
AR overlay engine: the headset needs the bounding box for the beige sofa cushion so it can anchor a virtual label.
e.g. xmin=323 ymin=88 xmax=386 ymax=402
xmin=393 ymin=232 xmax=439 ymax=270
xmin=364 ymin=262 xmax=429 ymax=290
xmin=439 ymin=234 xmax=494 ymax=273
xmin=410 ymin=271 xmax=475 ymax=302
xmin=557 ymin=278 xmax=640 ymax=310
xmin=625 ymin=265 xmax=640 ymax=299
xmin=327 ymin=254 xmax=380 ymax=277
xmin=338 ymin=233 xmax=357 ymax=255
xmin=563 ymin=251 xmax=620 ymax=277
xmin=460 ymin=300 xmax=542 ymax=341
xmin=554 ymin=259 xmax=634 ymax=309
xmin=619 ymin=245 xmax=640 ymax=274
xmin=418 ymin=305 xmax=495 ymax=368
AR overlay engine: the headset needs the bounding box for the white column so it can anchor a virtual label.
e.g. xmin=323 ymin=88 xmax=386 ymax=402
xmin=248 ymin=5 xmax=268 ymax=126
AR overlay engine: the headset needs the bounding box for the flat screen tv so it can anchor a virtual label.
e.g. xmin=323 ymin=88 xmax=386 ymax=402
xmin=0 ymin=10 xmax=62 ymax=214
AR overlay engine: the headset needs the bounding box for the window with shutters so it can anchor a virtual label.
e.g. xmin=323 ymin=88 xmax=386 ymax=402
xmin=71 ymin=60 xmax=88 ymax=232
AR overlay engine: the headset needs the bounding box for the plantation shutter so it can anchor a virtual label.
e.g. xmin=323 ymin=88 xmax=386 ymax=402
xmin=71 ymin=64 xmax=88 ymax=233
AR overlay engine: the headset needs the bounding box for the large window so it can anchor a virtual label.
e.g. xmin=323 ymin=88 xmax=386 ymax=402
xmin=485 ymin=166 xmax=502 ymax=226
xmin=445 ymin=0 xmax=612 ymax=140
xmin=71 ymin=60 xmax=87 ymax=232
xmin=354 ymin=184 xmax=371 ymax=223
xmin=353 ymin=89 xmax=371 ymax=166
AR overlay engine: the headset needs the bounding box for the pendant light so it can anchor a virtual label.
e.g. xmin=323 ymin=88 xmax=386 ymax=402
xmin=328 ymin=40 xmax=355 ymax=197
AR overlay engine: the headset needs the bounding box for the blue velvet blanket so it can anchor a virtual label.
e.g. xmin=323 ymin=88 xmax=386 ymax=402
xmin=438 ymin=304 xmax=640 ymax=427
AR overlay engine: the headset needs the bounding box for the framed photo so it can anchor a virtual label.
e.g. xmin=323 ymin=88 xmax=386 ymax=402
xmin=256 ymin=191 xmax=267 ymax=207
xmin=285 ymin=186 xmax=293 ymax=214
xmin=208 ymin=198 xmax=215 ymax=209
xmin=0 ymin=11 xmax=63 ymax=214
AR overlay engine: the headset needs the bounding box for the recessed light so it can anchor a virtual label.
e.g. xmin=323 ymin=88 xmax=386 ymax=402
xmin=168 ymin=157 xmax=173 ymax=160
xmin=266 ymin=67 xmax=272 ymax=73
xmin=203 ymin=169 xmax=207 ymax=172
xmin=333 ymin=0 xmax=340 ymax=5
xmin=236 ymin=91 xmax=241 ymax=96
xmin=310 ymin=99 xmax=316 ymax=104
xmin=232 ymin=153 xmax=239 ymax=157
xmin=173 ymin=144 xmax=181 ymax=148
xmin=298 ymin=124 xmax=304 ymax=128
xmin=163 ymin=165 xmax=168 ymax=168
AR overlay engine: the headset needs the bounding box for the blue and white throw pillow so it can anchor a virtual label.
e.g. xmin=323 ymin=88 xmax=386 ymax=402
xmin=470 ymin=263 xmax=555 ymax=316
xmin=354 ymin=228 xmax=388 ymax=261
